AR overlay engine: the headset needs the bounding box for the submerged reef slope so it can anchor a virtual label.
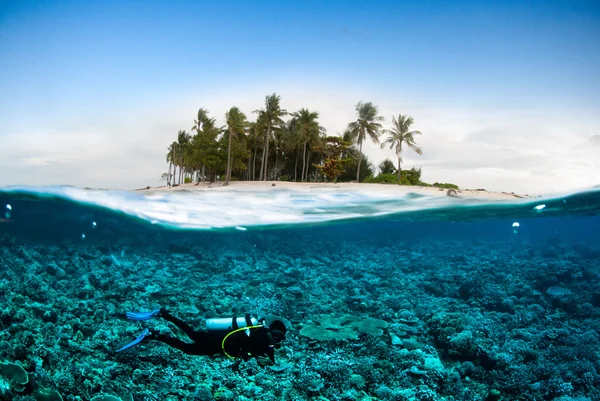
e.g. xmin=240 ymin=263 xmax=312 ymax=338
xmin=0 ymin=189 xmax=599 ymax=400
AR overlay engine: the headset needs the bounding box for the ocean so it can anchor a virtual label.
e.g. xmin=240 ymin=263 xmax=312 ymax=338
xmin=1 ymin=186 xmax=599 ymax=401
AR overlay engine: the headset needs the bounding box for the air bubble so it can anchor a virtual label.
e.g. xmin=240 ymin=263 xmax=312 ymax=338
xmin=92 ymin=221 xmax=97 ymax=229
xmin=533 ymin=204 xmax=546 ymax=211
xmin=81 ymin=233 xmax=86 ymax=240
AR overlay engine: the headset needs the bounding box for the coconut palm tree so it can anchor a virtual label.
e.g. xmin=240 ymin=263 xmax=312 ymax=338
xmin=381 ymin=114 xmax=423 ymax=180
xmin=224 ymin=107 xmax=248 ymax=185
xmin=347 ymin=101 xmax=384 ymax=182
xmin=176 ymin=130 xmax=191 ymax=184
xmin=165 ymin=142 xmax=177 ymax=186
xmin=293 ymin=109 xmax=325 ymax=182
xmin=245 ymin=122 xmax=262 ymax=180
xmin=191 ymin=109 xmax=219 ymax=182
xmin=192 ymin=108 xmax=216 ymax=133
xmin=254 ymin=94 xmax=287 ymax=181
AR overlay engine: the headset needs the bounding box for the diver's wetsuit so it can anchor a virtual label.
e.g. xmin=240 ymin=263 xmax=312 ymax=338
xmin=147 ymin=311 xmax=277 ymax=362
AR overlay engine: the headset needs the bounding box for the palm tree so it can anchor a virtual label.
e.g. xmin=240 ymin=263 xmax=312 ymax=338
xmin=192 ymin=109 xmax=219 ymax=182
xmin=192 ymin=108 xmax=216 ymax=133
xmin=224 ymin=107 xmax=248 ymax=185
xmin=176 ymin=130 xmax=191 ymax=184
xmin=378 ymin=159 xmax=396 ymax=175
xmin=254 ymin=94 xmax=287 ymax=181
xmin=281 ymin=117 xmax=302 ymax=181
xmin=245 ymin=122 xmax=262 ymax=180
xmin=347 ymin=101 xmax=384 ymax=182
xmin=381 ymin=114 xmax=423 ymax=180
xmin=293 ymin=109 xmax=325 ymax=182
xmin=165 ymin=142 xmax=177 ymax=186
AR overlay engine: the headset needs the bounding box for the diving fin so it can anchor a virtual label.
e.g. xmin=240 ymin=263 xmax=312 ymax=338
xmin=116 ymin=329 xmax=151 ymax=353
xmin=126 ymin=309 xmax=161 ymax=321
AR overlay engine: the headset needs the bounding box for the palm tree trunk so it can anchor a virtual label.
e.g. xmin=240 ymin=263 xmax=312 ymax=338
xmin=247 ymin=153 xmax=251 ymax=181
xmin=201 ymin=165 xmax=206 ymax=182
xmin=397 ymin=156 xmax=402 ymax=180
xmin=259 ymin=141 xmax=265 ymax=181
xmin=306 ymin=151 xmax=311 ymax=182
xmin=274 ymin=146 xmax=279 ymax=180
xmin=179 ymin=155 xmax=183 ymax=184
xmin=262 ymin=122 xmax=271 ymax=181
xmin=167 ymin=162 xmax=172 ymax=186
xmin=301 ymin=142 xmax=307 ymax=182
xmin=294 ymin=153 xmax=298 ymax=182
xmin=356 ymin=142 xmax=363 ymax=182
xmin=252 ymin=142 xmax=258 ymax=181
xmin=225 ymin=129 xmax=233 ymax=186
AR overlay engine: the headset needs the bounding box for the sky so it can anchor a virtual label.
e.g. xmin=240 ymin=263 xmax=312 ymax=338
xmin=0 ymin=0 xmax=599 ymax=194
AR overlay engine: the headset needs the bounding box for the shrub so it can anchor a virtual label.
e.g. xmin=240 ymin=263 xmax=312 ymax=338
xmin=364 ymin=173 xmax=400 ymax=184
xmin=402 ymin=167 xmax=422 ymax=185
xmin=184 ymin=177 xmax=192 ymax=184
xmin=433 ymin=182 xmax=459 ymax=189
xmin=279 ymin=175 xmax=289 ymax=181
xmin=378 ymin=159 xmax=396 ymax=175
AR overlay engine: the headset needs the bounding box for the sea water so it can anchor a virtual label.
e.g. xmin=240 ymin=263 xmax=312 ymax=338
xmin=0 ymin=186 xmax=599 ymax=401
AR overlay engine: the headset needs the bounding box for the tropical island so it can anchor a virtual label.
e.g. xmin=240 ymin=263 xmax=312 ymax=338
xmin=163 ymin=93 xmax=443 ymax=187
xmin=156 ymin=93 xmax=527 ymax=200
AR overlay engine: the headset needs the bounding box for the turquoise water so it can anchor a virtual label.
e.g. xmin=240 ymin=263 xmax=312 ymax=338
xmin=1 ymin=187 xmax=599 ymax=401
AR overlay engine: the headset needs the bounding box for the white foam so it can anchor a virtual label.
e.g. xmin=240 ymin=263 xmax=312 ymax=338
xmin=0 ymin=185 xmax=530 ymax=229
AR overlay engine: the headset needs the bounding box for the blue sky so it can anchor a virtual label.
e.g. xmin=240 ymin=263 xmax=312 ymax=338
xmin=1 ymin=0 xmax=599 ymax=193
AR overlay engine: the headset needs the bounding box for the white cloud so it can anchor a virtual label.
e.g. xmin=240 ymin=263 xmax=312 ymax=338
xmin=0 ymin=80 xmax=598 ymax=194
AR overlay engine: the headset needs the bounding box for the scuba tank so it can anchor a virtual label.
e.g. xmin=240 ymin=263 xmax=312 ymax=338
xmin=206 ymin=315 xmax=259 ymax=332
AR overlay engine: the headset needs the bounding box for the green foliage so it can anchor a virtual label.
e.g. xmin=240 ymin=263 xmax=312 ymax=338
xmin=378 ymin=158 xmax=396 ymax=175
xmin=313 ymin=136 xmax=351 ymax=182
xmin=184 ymin=177 xmax=192 ymax=184
xmin=403 ymin=167 xmax=422 ymax=185
xmin=433 ymin=182 xmax=459 ymax=189
xmin=162 ymin=101 xmax=453 ymax=186
xmin=364 ymin=173 xmax=399 ymax=184
xmin=363 ymin=167 xmax=421 ymax=186
xmin=338 ymin=152 xmax=374 ymax=182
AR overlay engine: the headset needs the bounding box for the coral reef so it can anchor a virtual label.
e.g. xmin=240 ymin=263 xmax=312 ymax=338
xmin=0 ymin=192 xmax=599 ymax=400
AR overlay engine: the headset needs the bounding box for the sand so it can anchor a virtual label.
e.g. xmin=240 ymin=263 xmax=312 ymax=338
xmin=141 ymin=181 xmax=529 ymax=201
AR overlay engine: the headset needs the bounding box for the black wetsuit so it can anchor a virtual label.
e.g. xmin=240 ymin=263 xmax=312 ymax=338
xmin=147 ymin=311 xmax=277 ymax=362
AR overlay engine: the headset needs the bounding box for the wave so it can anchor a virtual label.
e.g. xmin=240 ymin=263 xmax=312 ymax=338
xmin=0 ymin=185 xmax=599 ymax=230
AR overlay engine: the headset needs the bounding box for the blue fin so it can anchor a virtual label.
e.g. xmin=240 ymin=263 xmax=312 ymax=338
xmin=116 ymin=329 xmax=150 ymax=353
xmin=126 ymin=309 xmax=161 ymax=321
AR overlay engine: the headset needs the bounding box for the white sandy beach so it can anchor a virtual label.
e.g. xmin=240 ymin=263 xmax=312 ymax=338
xmin=142 ymin=181 xmax=529 ymax=201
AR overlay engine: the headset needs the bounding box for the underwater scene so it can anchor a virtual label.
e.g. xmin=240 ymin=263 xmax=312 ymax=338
xmin=1 ymin=187 xmax=600 ymax=401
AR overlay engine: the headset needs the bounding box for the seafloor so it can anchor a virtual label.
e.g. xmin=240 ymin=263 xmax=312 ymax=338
xmin=1 ymin=192 xmax=600 ymax=401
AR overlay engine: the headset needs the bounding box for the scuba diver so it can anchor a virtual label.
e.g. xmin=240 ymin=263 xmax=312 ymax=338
xmin=115 ymin=307 xmax=287 ymax=365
